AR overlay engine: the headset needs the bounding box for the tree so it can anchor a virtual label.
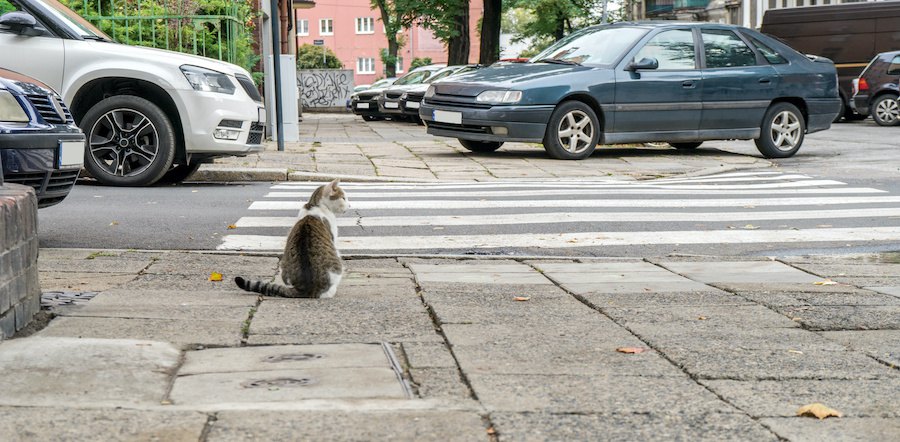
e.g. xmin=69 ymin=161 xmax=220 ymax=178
xmin=480 ymin=0 xmax=502 ymax=64
xmin=371 ymin=0 xmax=416 ymax=77
xmin=409 ymin=57 xmax=433 ymax=70
xmin=403 ymin=0 xmax=471 ymax=65
xmin=296 ymin=44 xmax=342 ymax=69
xmin=505 ymin=0 xmax=607 ymax=57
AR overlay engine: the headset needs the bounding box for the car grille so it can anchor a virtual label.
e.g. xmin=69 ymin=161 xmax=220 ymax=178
xmin=247 ymin=122 xmax=264 ymax=145
xmin=428 ymin=121 xmax=491 ymax=134
xmin=406 ymin=94 xmax=424 ymax=103
xmin=26 ymin=95 xmax=74 ymax=124
xmin=235 ymin=74 xmax=263 ymax=102
xmin=425 ymin=97 xmax=491 ymax=109
xmin=5 ymin=169 xmax=80 ymax=208
xmin=385 ymin=91 xmax=403 ymax=99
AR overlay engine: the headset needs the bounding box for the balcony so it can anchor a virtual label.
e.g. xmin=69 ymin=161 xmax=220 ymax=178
xmin=674 ymin=0 xmax=710 ymax=9
xmin=646 ymin=0 xmax=674 ymax=16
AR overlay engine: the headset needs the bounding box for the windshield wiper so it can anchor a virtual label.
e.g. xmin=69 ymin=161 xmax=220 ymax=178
xmin=81 ymin=35 xmax=109 ymax=42
xmin=535 ymin=58 xmax=581 ymax=66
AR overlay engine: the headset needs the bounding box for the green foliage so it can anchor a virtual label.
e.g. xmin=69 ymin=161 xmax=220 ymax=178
xmin=297 ymin=44 xmax=343 ymax=69
xmin=58 ymin=0 xmax=259 ymax=73
xmin=379 ymin=48 xmax=397 ymax=72
xmin=504 ymin=0 xmax=611 ymax=55
xmin=409 ymin=57 xmax=432 ymax=70
xmin=0 ymin=0 xmax=16 ymax=15
xmin=401 ymin=0 xmax=467 ymax=42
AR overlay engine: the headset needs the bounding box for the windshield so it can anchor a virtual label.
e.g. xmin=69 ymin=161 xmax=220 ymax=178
xmin=393 ymin=70 xmax=433 ymax=86
xmin=34 ymin=0 xmax=111 ymax=40
xmin=531 ymin=26 xmax=648 ymax=66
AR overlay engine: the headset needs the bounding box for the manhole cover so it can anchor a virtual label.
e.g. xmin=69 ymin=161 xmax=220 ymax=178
xmin=241 ymin=377 xmax=315 ymax=388
xmin=41 ymin=291 xmax=99 ymax=308
xmin=263 ymin=353 xmax=324 ymax=363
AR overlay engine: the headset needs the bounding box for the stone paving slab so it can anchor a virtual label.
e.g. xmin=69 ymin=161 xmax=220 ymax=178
xmin=489 ymin=412 xmax=777 ymax=442
xmin=819 ymin=330 xmax=900 ymax=367
xmin=207 ymin=410 xmax=487 ymax=442
xmin=701 ymin=379 xmax=900 ymax=417
xmin=788 ymin=263 xmax=900 ymax=278
xmin=407 ymin=368 xmax=474 ymax=404
xmin=659 ymin=261 xmax=823 ymax=283
xmin=603 ymin=305 xmax=801 ymax=329
xmin=125 ymin=274 xmax=258 ymax=292
xmin=179 ymin=343 xmax=392 ymax=374
xmin=84 ymin=289 xmax=256 ymax=307
xmin=736 ymin=290 xmax=900 ymax=307
xmin=143 ymin=253 xmax=279 ymax=276
xmin=830 ymin=276 xmax=900 ymax=288
xmin=39 ymin=271 xmax=137 ymax=292
xmin=0 ymin=337 xmax=179 ymax=407
xmin=561 ymin=280 xmax=719 ymax=295
xmin=58 ymin=303 xmax=252 ymax=322
xmin=0 ymin=407 xmax=208 ymax=441
xmin=773 ymin=305 xmax=900 ymax=331
xmin=760 ymin=417 xmax=900 ymax=442
xmin=401 ymin=342 xmax=458 ymax=369
xmin=468 ymin=374 xmax=731 ymax=414
xmin=578 ymin=290 xmax=749 ymax=308
xmin=631 ymin=327 xmax=848 ymax=353
xmin=421 ymin=289 xmax=594 ymax=325
xmin=37 ymin=316 xmax=243 ymax=347
xmin=869 ymin=286 xmax=900 ymax=296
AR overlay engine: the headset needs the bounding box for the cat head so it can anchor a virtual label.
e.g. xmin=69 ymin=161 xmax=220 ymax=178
xmin=307 ymin=179 xmax=348 ymax=214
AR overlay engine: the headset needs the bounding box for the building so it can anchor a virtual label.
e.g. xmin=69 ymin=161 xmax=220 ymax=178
xmin=629 ymin=0 xmax=893 ymax=29
xmin=295 ymin=0 xmax=484 ymax=85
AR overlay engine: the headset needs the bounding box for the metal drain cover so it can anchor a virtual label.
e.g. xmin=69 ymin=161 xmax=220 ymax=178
xmin=263 ymin=353 xmax=324 ymax=363
xmin=241 ymin=377 xmax=315 ymax=389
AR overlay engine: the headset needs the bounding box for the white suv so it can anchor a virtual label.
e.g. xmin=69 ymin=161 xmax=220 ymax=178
xmin=0 ymin=0 xmax=265 ymax=186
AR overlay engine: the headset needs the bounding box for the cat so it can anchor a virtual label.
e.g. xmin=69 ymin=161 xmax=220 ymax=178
xmin=235 ymin=179 xmax=348 ymax=298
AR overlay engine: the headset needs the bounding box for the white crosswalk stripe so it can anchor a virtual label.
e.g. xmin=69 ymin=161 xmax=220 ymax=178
xmin=218 ymin=172 xmax=900 ymax=254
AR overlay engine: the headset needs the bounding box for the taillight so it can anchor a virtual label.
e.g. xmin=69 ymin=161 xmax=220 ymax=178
xmin=858 ymin=78 xmax=869 ymax=92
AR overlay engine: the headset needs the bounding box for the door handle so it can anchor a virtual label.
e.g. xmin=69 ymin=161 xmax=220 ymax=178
xmin=682 ymin=80 xmax=696 ymax=88
xmin=759 ymin=78 xmax=772 ymax=84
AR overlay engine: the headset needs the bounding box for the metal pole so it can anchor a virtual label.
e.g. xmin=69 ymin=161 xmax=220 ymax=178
xmin=270 ymin=0 xmax=285 ymax=152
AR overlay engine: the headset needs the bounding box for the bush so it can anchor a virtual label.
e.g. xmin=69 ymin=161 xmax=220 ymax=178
xmin=409 ymin=57 xmax=433 ymax=70
xmin=296 ymin=44 xmax=343 ymax=69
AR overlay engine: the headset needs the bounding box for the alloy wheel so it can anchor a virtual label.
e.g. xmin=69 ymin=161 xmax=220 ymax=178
xmin=769 ymin=110 xmax=802 ymax=151
xmin=874 ymin=97 xmax=899 ymax=125
xmin=556 ymin=110 xmax=594 ymax=154
xmin=89 ymin=108 xmax=160 ymax=177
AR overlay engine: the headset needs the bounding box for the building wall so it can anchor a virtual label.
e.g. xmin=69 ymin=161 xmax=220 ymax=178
xmin=296 ymin=0 xmax=484 ymax=86
xmin=638 ymin=0 xmax=887 ymax=28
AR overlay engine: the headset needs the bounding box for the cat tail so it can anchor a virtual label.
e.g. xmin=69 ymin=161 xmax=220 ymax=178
xmin=233 ymin=276 xmax=316 ymax=298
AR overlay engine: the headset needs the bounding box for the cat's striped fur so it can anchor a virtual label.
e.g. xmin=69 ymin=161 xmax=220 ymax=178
xmin=234 ymin=179 xmax=348 ymax=298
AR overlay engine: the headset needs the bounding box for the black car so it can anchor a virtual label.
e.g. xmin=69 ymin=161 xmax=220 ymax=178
xmin=0 ymin=68 xmax=83 ymax=207
xmin=851 ymin=50 xmax=900 ymax=126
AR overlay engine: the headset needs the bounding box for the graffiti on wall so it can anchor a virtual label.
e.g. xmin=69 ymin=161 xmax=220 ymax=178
xmin=298 ymin=69 xmax=354 ymax=108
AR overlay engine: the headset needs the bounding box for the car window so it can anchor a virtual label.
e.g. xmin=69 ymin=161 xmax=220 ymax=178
xmin=746 ymin=35 xmax=787 ymax=65
xmin=889 ymin=55 xmax=900 ymax=76
xmin=394 ymin=70 xmax=432 ymax=86
xmin=634 ymin=29 xmax=696 ymax=70
xmin=702 ymin=29 xmax=757 ymax=68
xmin=531 ymin=26 xmax=648 ymax=66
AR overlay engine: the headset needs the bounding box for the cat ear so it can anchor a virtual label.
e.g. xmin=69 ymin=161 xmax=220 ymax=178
xmin=326 ymin=178 xmax=340 ymax=192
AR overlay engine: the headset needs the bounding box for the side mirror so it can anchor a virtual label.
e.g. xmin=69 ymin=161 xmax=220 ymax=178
xmin=0 ymin=11 xmax=40 ymax=36
xmin=626 ymin=57 xmax=659 ymax=71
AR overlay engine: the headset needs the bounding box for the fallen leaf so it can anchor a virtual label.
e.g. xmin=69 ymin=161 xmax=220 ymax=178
xmin=227 ymin=224 xmax=237 ymax=229
xmin=797 ymin=403 xmax=843 ymax=419
xmin=788 ymin=350 xmax=804 ymax=355
xmin=160 ymin=399 xmax=173 ymax=405
xmin=486 ymin=427 xmax=497 ymax=435
xmin=513 ymin=296 xmax=530 ymax=302
xmin=209 ymin=272 xmax=223 ymax=281
xmin=814 ymin=280 xmax=838 ymax=286
xmin=743 ymin=205 xmax=756 ymax=209
xmin=566 ymin=239 xmax=579 ymax=243
xmin=698 ymin=316 xmax=708 ymax=320
xmin=743 ymin=224 xmax=760 ymax=230
xmin=616 ymin=347 xmax=647 ymax=354
xmin=109 ymin=221 xmax=119 ymax=226
xmin=816 ymin=224 xmax=833 ymax=228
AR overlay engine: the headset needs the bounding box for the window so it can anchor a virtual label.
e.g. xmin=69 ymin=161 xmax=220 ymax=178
xmin=634 ymin=29 xmax=696 ymax=70
xmin=888 ymin=55 xmax=900 ymax=76
xmin=747 ymin=35 xmax=787 ymax=64
xmin=701 ymin=29 xmax=757 ymax=68
xmin=297 ymin=19 xmax=309 ymax=36
xmin=357 ymin=57 xmax=375 ymax=74
xmin=320 ymin=18 xmax=333 ymax=36
xmin=396 ymin=57 xmax=404 ymax=74
xmin=356 ymin=17 xmax=374 ymax=34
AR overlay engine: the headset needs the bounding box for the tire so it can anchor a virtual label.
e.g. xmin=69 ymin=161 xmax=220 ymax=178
xmin=542 ymin=101 xmax=600 ymax=160
xmin=81 ymin=95 xmax=176 ymax=186
xmin=870 ymin=94 xmax=900 ymax=126
xmin=754 ymin=102 xmax=805 ymax=159
xmin=362 ymin=115 xmax=379 ymax=121
xmin=155 ymin=161 xmax=202 ymax=185
xmin=669 ymin=142 xmax=702 ymax=150
xmin=459 ymin=139 xmax=503 ymax=152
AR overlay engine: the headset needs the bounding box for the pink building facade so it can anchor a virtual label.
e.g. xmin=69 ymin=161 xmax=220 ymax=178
xmin=295 ymin=1 xmax=484 ymax=86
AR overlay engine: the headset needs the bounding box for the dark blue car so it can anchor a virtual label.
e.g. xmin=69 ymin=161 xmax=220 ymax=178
xmin=0 ymin=68 xmax=83 ymax=207
xmin=420 ymin=22 xmax=842 ymax=160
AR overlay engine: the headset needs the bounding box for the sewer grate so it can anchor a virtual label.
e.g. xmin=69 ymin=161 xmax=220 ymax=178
xmin=41 ymin=291 xmax=99 ymax=308
xmin=263 ymin=353 xmax=324 ymax=363
xmin=240 ymin=377 xmax=315 ymax=389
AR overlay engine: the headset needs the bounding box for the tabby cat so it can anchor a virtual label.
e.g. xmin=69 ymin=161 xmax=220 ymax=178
xmin=235 ymin=179 xmax=348 ymax=298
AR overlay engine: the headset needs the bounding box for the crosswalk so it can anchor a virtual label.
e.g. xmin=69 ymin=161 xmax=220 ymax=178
xmin=218 ymin=172 xmax=900 ymax=255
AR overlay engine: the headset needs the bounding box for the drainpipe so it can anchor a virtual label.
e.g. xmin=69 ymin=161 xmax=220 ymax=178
xmin=270 ymin=0 xmax=285 ymax=152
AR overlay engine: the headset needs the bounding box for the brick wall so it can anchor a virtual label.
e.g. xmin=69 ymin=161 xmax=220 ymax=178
xmin=0 ymin=184 xmax=40 ymax=339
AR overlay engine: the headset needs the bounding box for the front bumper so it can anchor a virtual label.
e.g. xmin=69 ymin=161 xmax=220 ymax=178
xmin=378 ymin=96 xmax=403 ymax=115
xmin=0 ymin=131 xmax=85 ymax=208
xmin=418 ymin=101 xmax=553 ymax=143
xmin=351 ymin=98 xmax=382 ymax=117
xmin=401 ymin=97 xmax=423 ymax=116
xmin=171 ymin=88 xmax=265 ymax=155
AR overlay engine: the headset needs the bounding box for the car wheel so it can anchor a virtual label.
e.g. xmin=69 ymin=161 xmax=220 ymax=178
xmin=362 ymin=115 xmax=378 ymax=121
xmin=543 ymin=101 xmax=600 ymax=160
xmin=870 ymin=95 xmax=900 ymax=126
xmin=155 ymin=161 xmax=202 ymax=185
xmin=82 ymin=95 xmax=175 ymax=186
xmin=754 ymin=102 xmax=805 ymax=159
xmin=459 ymin=139 xmax=504 ymax=152
xmin=669 ymin=142 xmax=702 ymax=150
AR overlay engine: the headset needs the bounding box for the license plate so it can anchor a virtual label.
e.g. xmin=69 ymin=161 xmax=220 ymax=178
xmin=357 ymin=102 xmax=370 ymax=109
xmin=406 ymin=101 xmax=420 ymax=109
xmin=433 ymin=110 xmax=462 ymax=125
xmin=58 ymin=140 xmax=84 ymax=168
xmin=384 ymin=102 xmax=399 ymax=109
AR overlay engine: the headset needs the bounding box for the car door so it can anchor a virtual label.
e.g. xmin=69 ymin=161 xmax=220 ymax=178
xmin=0 ymin=0 xmax=65 ymax=90
xmin=699 ymin=28 xmax=778 ymax=131
xmin=613 ymin=28 xmax=702 ymax=136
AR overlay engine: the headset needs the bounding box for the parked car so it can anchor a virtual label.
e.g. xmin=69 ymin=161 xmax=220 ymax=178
xmin=375 ymin=65 xmax=446 ymax=120
xmin=398 ymin=65 xmax=483 ymax=121
xmin=851 ymin=50 xmax=900 ymax=126
xmin=350 ymin=78 xmax=406 ymax=121
xmin=0 ymin=0 xmax=265 ymax=186
xmin=420 ymin=22 xmax=841 ymax=160
xmin=347 ymin=77 xmax=396 ymax=111
xmin=0 ymin=68 xmax=84 ymax=207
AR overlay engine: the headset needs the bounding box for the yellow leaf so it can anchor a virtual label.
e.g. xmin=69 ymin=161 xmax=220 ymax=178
xmin=797 ymin=403 xmax=843 ymax=419
xmin=698 ymin=316 xmax=708 ymax=320
xmin=109 ymin=221 xmax=119 ymax=226
xmin=743 ymin=224 xmax=760 ymax=230
xmin=227 ymin=224 xmax=237 ymax=229
xmin=814 ymin=279 xmax=838 ymax=286
xmin=513 ymin=296 xmax=530 ymax=302
xmin=209 ymin=272 xmax=223 ymax=281
xmin=616 ymin=347 xmax=647 ymax=354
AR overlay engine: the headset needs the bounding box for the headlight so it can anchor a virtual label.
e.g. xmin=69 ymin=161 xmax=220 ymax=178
xmin=180 ymin=65 xmax=236 ymax=94
xmin=350 ymin=94 xmax=359 ymax=101
xmin=424 ymin=85 xmax=436 ymax=98
xmin=476 ymin=90 xmax=522 ymax=104
xmin=0 ymin=90 xmax=29 ymax=123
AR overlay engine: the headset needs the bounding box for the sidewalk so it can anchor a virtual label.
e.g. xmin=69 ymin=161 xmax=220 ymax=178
xmin=193 ymin=113 xmax=771 ymax=183
xmin=1 ymin=249 xmax=897 ymax=440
